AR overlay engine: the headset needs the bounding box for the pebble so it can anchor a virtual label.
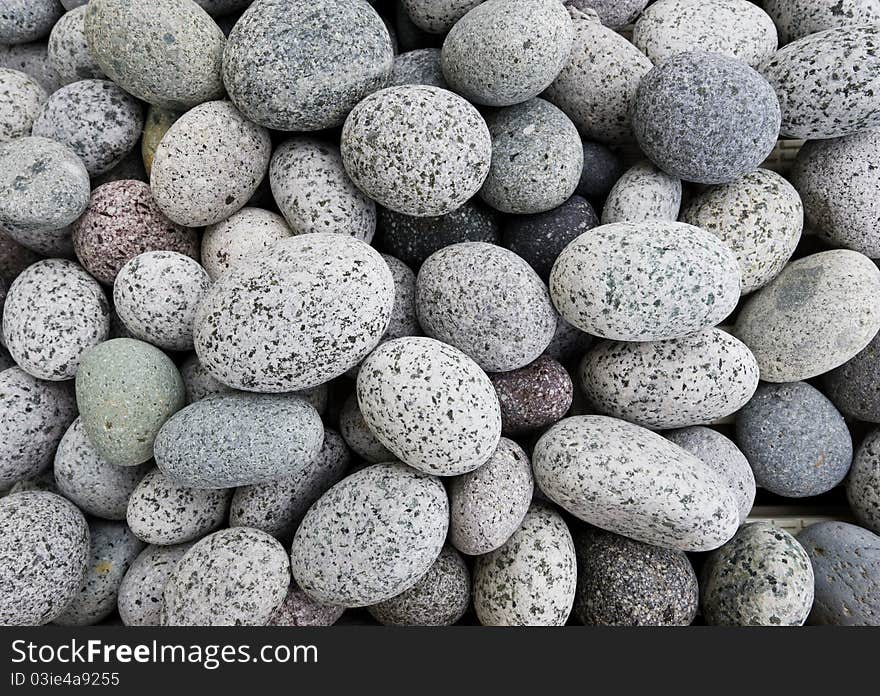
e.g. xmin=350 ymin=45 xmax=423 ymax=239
xmin=269 ymin=137 xmax=376 ymax=242
xmin=0 ymin=67 xmax=47 ymax=142
xmin=401 ymin=0 xmax=481 ymax=34
xmin=490 ymin=356 xmax=573 ymax=435
xmin=797 ymin=521 xmax=880 ymax=626
xmin=2 ymin=258 xmax=109 ymax=381
xmin=72 ymin=180 xmax=199 ymax=285
xmin=126 ymin=468 xmax=231 ymax=546
xmin=532 ymin=415 xmax=740 ymax=552
xmin=47 ymin=6 xmax=104 ymax=85
xmin=573 ymin=526 xmax=698 ymax=626
xmin=223 ymin=0 xmax=393 ymax=131
xmin=700 ymin=522 xmax=815 ymax=626
xmin=577 ymin=141 xmax=625 ymax=201
xmin=200 ymin=208 xmax=290 ymax=281
xmin=268 ymin=586 xmax=345 ymax=627
xmin=0 ymin=40 xmax=62 ymax=93
xmin=194 ymin=233 xmax=394 ymax=392
xmin=75 ymin=338 xmax=185 ymax=467
xmin=763 ymin=0 xmax=880 ymax=44
xmin=474 ymin=503 xmax=576 ymax=626
xmin=141 ymin=106 xmax=180 ymax=177
xmin=680 ymin=169 xmax=803 ymax=293
xmin=179 ymin=354 xmax=231 ymax=405
xmin=162 ymin=527 xmax=290 ymax=626
xmin=847 ymin=430 xmax=880 ymax=535
xmin=339 ymin=393 xmax=395 ymax=463
xmin=449 ymin=437 xmax=534 ymax=556
xmin=117 ymin=543 xmax=194 ymax=626
xmin=389 ymin=48 xmax=447 ymax=88
xmin=0 ymin=0 xmax=63 ymax=45
xmin=734 ymin=250 xmax=880 ymax=382
xmin=542 ymin=313 xmax=594 ymax=363
xmin=0 ymin=491 xmax=89 ymax=626
xmin=0 ymin=227 xmax=40 ymax=284
xmin=357 ymin=337 xmax=502 ymax=476
xmin=549 ymin=220 xmax=742 ymax=342
xmin=84 ymin=0 xmax=226 ymax=110
xmin=823 ymin=331 xmax=880 ymax=423
xmin=341 ymin=85 xmax=491 ymax=217
xmin=151 ymin=100 xmax=271 ymax=228
xmin=600 ymin=160 xmax=682 ymax=224
xmin=290 ymin=463 xmax=449 ymax=607
xmin=54 ymin=417 xmax=152 ymax=520
xmin=377 ymin=254 xmax=420 ymax=342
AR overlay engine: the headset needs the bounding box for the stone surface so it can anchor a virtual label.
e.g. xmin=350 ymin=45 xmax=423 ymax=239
xmin=389 ymin=48 xmax=447 ymax=88
xmin=339 ymin=393 xmax=394 ymax=463
xmin=0 ymin=0 xmax=62 ymax=45
xmin=490 ymin=356 xmax=573 ymax=434
xmin=47 ymin=6 xmax=104 ymax=85
xmin=141 ymin=106 xmax=181 ymax=177
xmin=402 ymin=0 xmax=481 ymax=34
xmin=823 ymin=331 xmax=880 ymax=423
xmin=601 ymin=160 xmax=681 ymax=224
xmin=847 ymin=429 xmax=880 ymax=535
xmin=267 ymin=586 xmax=345 ymax=627
xmin=117 ymin=542 xmax=194 ymax=626
xmin=201 ymin=208 xmax=291 ymax=281
xmin=763 ymin=0 xmax=880 ymax=44
xmin=0 ymin=67 xmax=46 ymax=142
xmin=0 ymin=40 xmax=62 ymax=93
xmin=577 ymin=141 xmax=625 ymax=200
xmin=564 ymin=1 xmax=649 ymax=29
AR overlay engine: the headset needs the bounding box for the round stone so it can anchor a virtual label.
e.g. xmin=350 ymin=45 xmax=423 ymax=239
xmin=402 ymin=0 xmax=481 ymax=34
xmin=268 ymin=586 xmax=345 ymax=627
xmin=201 ymin=208 xmax=291 ymax=281
xmin=577 ymin=141 xmax=625 ymax=200
xmin=389 ymin=48 xmax=447 ymax=88
xmin=223 ymin=0 xmax=393 ymax=131
xmin=47 ymin=6 xmax=105 ymax=85
xmin=490 ymin=356 xmax=573 ymax=435
xmin=118 ymin=543 xmax=194 ymax=626
xmin=341 ymin=85 xmax=491 ymax=217
xmin=0 ymin=68 xmax=47 ymax=142
xmin=700 ymin=522 xmax=814 ymax=626
xmin=847 ymin=430 xmax=880 ymax=535
xmin=179 ymin=354 xmax=232 ymax=404
xmin=763 ymin=0 xmax=880 ymax=44
xmin=563 ymin=1 xmax=650 ymax=29
xmin=0 ymin=40 xmax=63 ymax=94
xmin=823 ymin=331 xmax=880 ymax=423
xmin=601 ymin=160 xmax=682 ymax=224
xmin=377 ymin=254 xmax=420 ymax=343
xmin=339 ymin=393 xmax=395 ymax=464
xmin=633 ymin=51 xmax=780 ymax=184
xmin=0 ymin=228 xmax=40 ymax=284
xmin=0 ymin=0 xmax=62 ymax=45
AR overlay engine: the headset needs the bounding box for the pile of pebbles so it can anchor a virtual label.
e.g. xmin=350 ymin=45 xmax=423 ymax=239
xmin=2 ymin=0 xmax=880 ymax=627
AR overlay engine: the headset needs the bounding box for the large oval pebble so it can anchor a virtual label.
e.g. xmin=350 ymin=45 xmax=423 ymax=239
xmin=600 ymin=160 xmax=682 ymax=224
xmin=763 ymin=0 xmax=880 ymax=44
xmin=0 ymin=67 xmax=47 ymax=141
xmin=200 ymin=207 xmax=292 ymax=281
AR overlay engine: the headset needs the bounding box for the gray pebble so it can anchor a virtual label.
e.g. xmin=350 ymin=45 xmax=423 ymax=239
xmin=763 ymin=0 xmax=880 ymax=44
xmin=401 ymin=0 xmax=481 ymax=34
xmin=339 ymin=393 xmax=395 ymax=463
xmin=389 ymin=48 xmax=447 ymax=88
xmin=577 ymin=141 xmax=625 ymax=201
xmin=823 ymin=331 xmax=880 ymax=423
xmin=543 ymin=313 xmax=594 ymax=363
xmin=0 ymin=0 xmax=62 ymax=45
xmin=267 ymin=585 xmax=345 ymax=627
xmin=378 ymin=253 xmax=420 ymax=342
xmin=201 ymin=208 xmax=292 ymax=281
xmin=179 ymin=354 xmax=231 ymax=404
xmin=601 ymin=160 xmax=682 ymax=224
xmin=47 ymin=6 xmax=104 ymax=85
xmin=0 ymin=67 xmax=47 ymax=142
xmin=0 ymin=40 xmax=63 ymax=93
xmin=564 ymin=1 xmax=649 ymax=29
xmin=117 ymin=542 xmax=194 ymax=626
xmin=847 ymin=429 xmax=880 ymax=535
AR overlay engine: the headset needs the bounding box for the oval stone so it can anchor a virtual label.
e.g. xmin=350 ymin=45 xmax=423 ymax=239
xmin=118 ymin=543 xmax=194 ymax=626
xmin=601 ymin=160 xmax=682 ymax=225
xmin=847 ymin=429 xmax=880 ymax=535
xmin=763 ymin=0 xmax=880 ymax=44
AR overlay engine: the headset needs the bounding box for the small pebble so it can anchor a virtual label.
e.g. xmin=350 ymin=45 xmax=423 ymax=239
xmin=117 ymin=542 xmax=194 ymax=626
xmin=564 ymin=1 xmax=649 ymax=29
xmin=0 ymin=67 xmax=47 ymax=142
xmin=179 ymin=354 xmax=231 ymax=404
xmin=268 ymin=586 xmax=345 ymax=627
xmin=600 ymin=160 xmax=682 ymax=224
xmin=339 ymin=393 xmax=395 ymax=464
xmin=823 ymin=331 xmax=880 ymax=423
xmin=401 ymin=0 xmax=481 ymax=34
xmin=577 ymin=141 xmax=625 ymax=201
xmin=0 ymin=40 xmax=63 ymax=93
xmin=47 ymin=6 xmax=104 ymax=85
xmin=389 ymin=47 xmax=447 ymax=88
xmin=847 ymin=430 xmax=880 ymax=535
xmin=0 ymin=0 xmax=63 ymax=45
xmin=201 ymin=208 xmax=292 ymax=281
xmin=141 ymin=106 xmax=181 ymax=177
xmin=763 ymin=0 xmax=880 ymax=44
xmin=490 ymin=356 xmax=573 ymax=435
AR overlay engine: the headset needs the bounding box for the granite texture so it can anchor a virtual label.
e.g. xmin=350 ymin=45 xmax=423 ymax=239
xmin=490 ymin=356 xmax=573 ymax=434
xmin=847 ymin=429 xmax=880 ymax=535
xmin=47 ymin=6 xmax=104 ymax=85
xmin=823 ymin=331 xmax=880 ymax=423
xmin=543 ymin=313 xmax=594 ymax=363
xmin=0 ymin=0 xmax=62 ymax=45
xmin=201 ymin=208 xmax=292 ymax=281
xmin=117 ymin=542 xmax=194 ymax=626
xmin=402 ymin=0 xmax=481 ymax=34
xmin=601 ymin=160 xmax=682 ymax=224
xmin=0 ymin=67 xmax=46 ymax=142
xmin=763 ymin=0 xmax=880 ymax=44
xmin=389 ymin=48 xmax=447 ymax=88
xmin=267 ymin=586 xmax=345 ymax=627
xmin=563 ymin=0 xmax=649 ymax=29
xmin=339 ymin=393 xmax=394 ymax=464
xmin=0 ymin=40 xmax=63 ymax=93
xmin=178 ymin=354 xmax=231 ymax=405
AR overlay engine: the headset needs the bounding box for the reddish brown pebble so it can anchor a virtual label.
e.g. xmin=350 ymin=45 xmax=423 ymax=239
xmin=489 ymin=355 xmax=573 ymax=435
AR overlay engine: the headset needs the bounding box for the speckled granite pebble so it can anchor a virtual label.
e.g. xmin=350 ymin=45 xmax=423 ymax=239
xmin=2 ymin=259 xmax=109 ymax=380
xmin=339 ymin=393 xmax=394 ymax=463
xmin=0 ymin=0 xmax=62 ymax=45
xmin=0 ymin=68 xmax=46 ymax=142
xmin=76 ymin=338 xmax=185 ymax=467
xmin=390 ymin=48 xmax=447 ymax=88
xmin=0 ymin=367 xmax=76 ymax=489
xmin=601 ymin=161 xmax=682 ymax=224
xmin=270 ymin=138 xmax=376 ymax=242
xmin=847 ymin=430 xmax=880 ymax=535
xmin=573 ymin=526 xmax=698 ymax=626
xmin=449 ymin=437 xmax=533 ymax=555
xmin=734 ymin=250 xmax=880 ymax=382
xmin=823 ymin=332 xmax=880 ymax=423
xmin=564 ymin=1 xmax=649 ymax=29
xmin=127 ymin=468 xmax=230 ymax=546
xmin=0 ymin=492 xmax=89 ymax=625
xmin=681 ymin=169 xmax=803 ymax=293
xmin=117 ymin=542 xmax=194 ymax=626
xmin=47 ymin=6 xmax=104 ymax=85
xmin=701 ymin=522 xmax=814 ymax=626
xmin=0 ymin=228 xmax=40 ymax=285
xmin=377 ymin=253 xmax=420 ymax=342
xmin=577 ymin=141 xmax=625 ymax=201
xmin=543 ymin=313 xmax=594 ymax=363
xmin=201 ymin=208 xmax=291 ymax=281
xmin=533 ymin=415 xmax=740 ymax=552
xmin=268 ymin=586 xmax=345 ymax=627
xmin=633 ymin=51 xmax=780 ymax=184
xmin=195 ymin=233 xmax=394 ymax=392
xmin=342 ymin=85 xmax=491 ymax=217
xmin=151 ymin=100 xmax=271 ymax=228
xmin=665 ymin=426 xmax=755 ymax=524
xmin=0 ymin=40 xmax=62 ymax=93
xmin=73 ymin=180 xmax=199 ymax=285
xmin=402 ymin=0 xmax=481 ymax=34
xmin=85 ymin=0 xmax=225 ymax=110
xmin=55 ymin=418 xmax=151 ymax=520
xmin=550 ymin=220 xmax=742 ymax=341
xmin=474 ymin=503 xmax=576 ymax=626
xmin=490 ymin=356 xmax=573 ymax=435
xmin=357 ymin=337 xmax=502 ymax=475
xmin=291 ymin=463 xmax=449 ymax=607
xmin=163 ymin=527 xmax=289 ymax=626
xmin=763 ymin=0 xmax=880 ymax=44
xmin=545 ymin=9 xmax=652 ymax=145
xmin=179 ymin=354 xmax=231 ymax=405
xmin=223 ymin=0 xmax=393 ymax=131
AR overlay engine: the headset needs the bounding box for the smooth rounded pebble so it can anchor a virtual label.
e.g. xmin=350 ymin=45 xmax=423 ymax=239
xmin=72 ymin=180 xmax=199 ymax=285
xmin=179 ymin=354 xmax=231 ymax=405
xmin=533 ymin=415 xmax=740 ymax=552
xmin=84 ymin=0 xmax=226 ymax=110
xmin=270 ymin=138 xmax=376 ymax=242
xmin=0 ymin=40 xmax=63 ymax=94
xmin=550 ymin=220 xmax=742 ymax=342
xmin=390 ymin=48 xmax=447 ymax=88
xmin=665 ymin=426 xmax=756 ymax=524
xmin=573 ymin=526 xmax=698 ymax=626
xmin=163 ymin=527 xmax=290 ymax=626
xmin=223 ymin=0 xmax=393 ymax=131
xmin=681 ymin=169 xmax=803 ymax=293
xmin=734 ymin=250 xmax=880 ymax=382
xmin=267 ymin=586 xmax=345 ymax=627
xmin=2 ymin=259 xmax=109 ymax=381
xmin=823 ymin=331 xmax=880 ymax=423
xmin=47 ymin=6 xmax=104 ymax=85
xmin=401 ymin=0 xmax=481 ymax=34
xmin=601 ymin=160 xmax=682 ymax=224
xmin=0 ymin=367 xmax=76 ymax=489
xmin=0 ymin=0 xmax=62 ymax=45
xmin=368 ymin=546 xmax=471 ymax=626
xmin=127 ymin=468 xmax=231 ymax=546
xmin=480 ymin=98 xmax=582 ymax=215
xmin=564 ymin=1 xmax=649 ymax=29
xmin=0 ymin=68 xmax=47 ymax=142
xmin=55 ymin=418 xmax=152 ymax=521
xmin=633 ymin=0 xmax=777 ymax=69
xmin=290 ymin=463 xmax=449 ymax=607
xmin=201 ymin=208 xmax=291 ymax=281
xmin=797 ymin=521 xmax=880 ymax=626
xmin=701 ymin=522 xmax=814 ymax=626
xmin=541 ymin=311 xmax=594 ymax=364
xmin=474 ymin=503 xmax=576 ymax=626
xmin=0 ymin=492 xmax=89 ymax=626
xmin=54 ymin=520 xmax=145 ymax=626
xmin=634 ymin=51 xmax=780 ymax=184
xmin=113 ymin=251 xmax=211 ymax=352
xmin=580 ymin=329 xmax=759 ymax=430
xmin=736 ymin=382 xmax=852 ymax=498
xmin=449 ymin=437 xmax=534 ymax=556
xmin=544 ymin=9 xmax=652 ymax=144
xmin=76 ymin=338 xmax=185 ymax=467
xmin=763 ymin=0 xmax=880 ymax=44
xmin=790 ymin=130 xmax=880 ymax=258
xmin=416 ymin=242 xmax=556 ymax=372
xmin=151 ymin=100 xmax=271 ymax=228
xmin=847 ymin=430 xmax=880 ymax=535
xmin=195 ymin=233 xmax=394 ymax=392
xmin=341 ymin=85 xmax=491 ymax=217
xmin=154 ymin=393 xmax=323 ymax=489
xmin=490 ymin=356 xmax=573 ymax=435
xmin=339 ymin=393 xmax=394 ymax=464
xmin=441 ymin=0 xmax=573 ymax=107
xmin=577 ymin=141 xmax=625 ymax=200
xmin=117 ymin=543 xmax=194 ymax=626
xmin=357 ymin=337 xmax=502 ymax=476
xmin=761 ymin=25 xmax=880 ymax=139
